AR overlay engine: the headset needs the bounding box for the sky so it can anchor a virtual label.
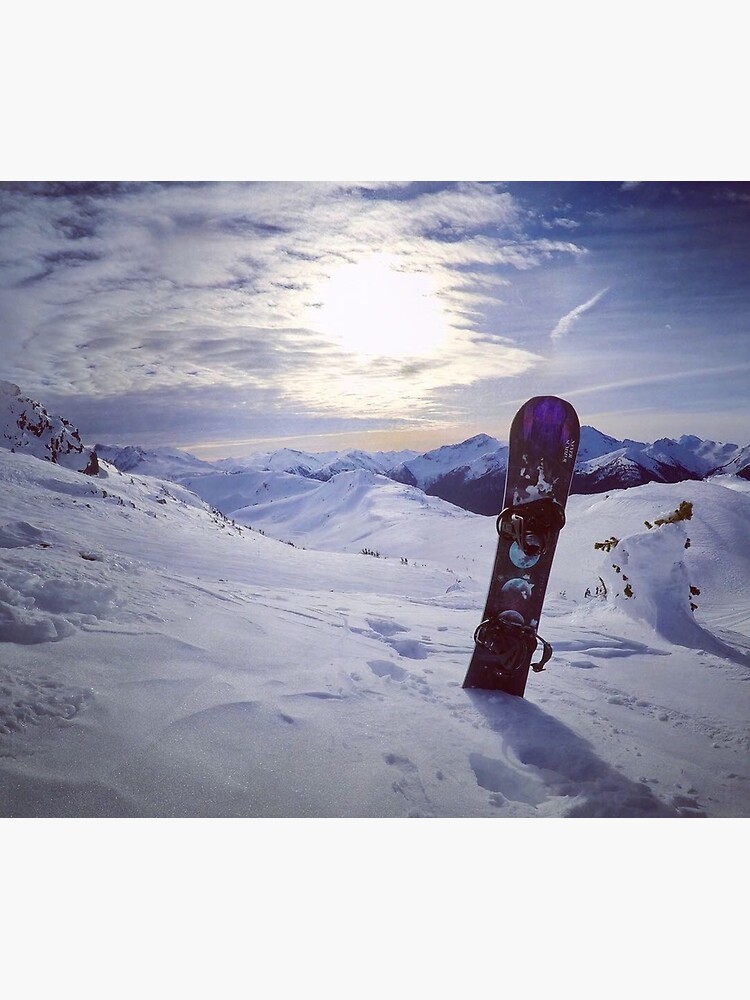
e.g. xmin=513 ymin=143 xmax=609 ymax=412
xmin=2 ymin=180 xmax=749 ymax=458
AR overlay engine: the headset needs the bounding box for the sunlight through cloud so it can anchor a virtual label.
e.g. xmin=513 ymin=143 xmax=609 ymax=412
xmin=307 ymin=253 xmax=449 ymax=358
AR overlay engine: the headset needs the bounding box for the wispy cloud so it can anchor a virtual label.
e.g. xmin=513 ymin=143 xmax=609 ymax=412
xmin=4 ymin=181 xmax=748 ymax=451
xmin=0 ymin=182 xmax=582 ymax=430
xmin=550 ymin=287 xmax=610 ymax=340
xmin=557 ymin=361 xmax=750 ymax=399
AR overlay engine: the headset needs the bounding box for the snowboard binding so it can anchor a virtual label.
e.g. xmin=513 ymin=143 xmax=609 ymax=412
xmin=496 ymin=496 xmax=566 ymax=558
xmin=473 ymin=611 xmax=553 ymax=675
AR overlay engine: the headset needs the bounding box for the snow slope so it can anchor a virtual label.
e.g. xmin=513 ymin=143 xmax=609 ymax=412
xmin=2 ymin=442 xmax=750 ymax=818
xmin=228 ymin=468 xmax=479 ymax=566
xmin=180 ymin=467 xmax=322 ymax=516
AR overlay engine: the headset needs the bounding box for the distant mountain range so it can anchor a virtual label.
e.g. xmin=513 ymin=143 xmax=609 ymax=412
xmin=3 ymin=380 xmax=749 ymax=515
xmin=93 ymin=442 xmax=218 ymax=480
xmin=197 ymin=427 xmax=750 ymax=516
xmin=214 ymin=447 xmax=420 ymax=482
xmin=387 ymin=429 xmax=747 ymax=514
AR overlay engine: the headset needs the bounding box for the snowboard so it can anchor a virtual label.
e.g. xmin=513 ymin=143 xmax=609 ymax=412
xmin=463 ymin=395 xmax=580 ymax=697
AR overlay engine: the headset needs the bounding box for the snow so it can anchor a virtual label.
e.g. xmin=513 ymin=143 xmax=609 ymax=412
xmin=181 ymin=466 xmax=322 ymax=514
xmin=97 ymin=424 xmax=750 ymax=505
xmin=392 ymin=433 xmax=506 ymax=489
xmin=94 ymin=441 xmax=218 ymax=479
xmin=716 ymin=442 xmax=750 ymax=477
xmin=643 ymin=434 xmax=740 ymax=476
xmin=576 ymin=425 xmax=627 ymax=462
xmin=217 ymin=446 xmax=340 ymax=476
xmin=3 ymin=442 xmax=750 ymax=821
xmin=3 ymin=409 xmax=747 ymax=997
xmin=215 ymin=446 xmax=418 ymax=480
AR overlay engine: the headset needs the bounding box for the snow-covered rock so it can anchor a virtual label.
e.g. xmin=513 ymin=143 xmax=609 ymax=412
xmin=1 ymin=379 xmax=96 ymax=473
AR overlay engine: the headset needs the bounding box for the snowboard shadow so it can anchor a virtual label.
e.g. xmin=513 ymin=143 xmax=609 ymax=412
xmin=464 ymin=690 xmax=680 ymax=817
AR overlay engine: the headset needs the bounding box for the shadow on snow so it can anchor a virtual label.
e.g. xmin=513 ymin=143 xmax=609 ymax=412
xmin=465 ymin=690 xmax=681 ymax=818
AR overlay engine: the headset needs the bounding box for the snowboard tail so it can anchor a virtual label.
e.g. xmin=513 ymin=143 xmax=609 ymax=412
xmin=463 ymin=396 xmax=580 ymax=697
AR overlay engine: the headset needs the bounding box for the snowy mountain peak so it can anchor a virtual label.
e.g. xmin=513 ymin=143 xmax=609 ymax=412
xmin=217 ymin=448 xmax=337 ymax=477
xmin=94 ymin=442 xmax=217 ymax=481
xmin=215 ymin=446 xmax=418 ymax=483
xmin=460 ymin=433 xmax=502 ymax=450
xmin=93 ymin=443 xmax=148 ymax=472
xmin=391 ymin=434 xmax=504 ymax=491
xmin=577 ymin=425 xmax=629 ymax=462
xmin=714 ymin=443 xmax=750 ymax=480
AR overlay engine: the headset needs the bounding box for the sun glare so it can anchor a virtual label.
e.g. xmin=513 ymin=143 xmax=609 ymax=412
xmin=309 ymin=253 xmax=448 ymax=357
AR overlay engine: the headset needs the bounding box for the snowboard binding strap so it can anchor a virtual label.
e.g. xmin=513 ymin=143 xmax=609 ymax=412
xmin=473 ymin=614 xmax=553 ymax=674
xmin=496 ymin=497 xmax=566 ymax=557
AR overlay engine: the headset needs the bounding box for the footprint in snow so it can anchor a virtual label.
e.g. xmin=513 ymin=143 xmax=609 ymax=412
xmin=383 ymin=637 xmax=430 ymax=660
xmin=671 ymin=793 xmax=707 ymax=817
xmin=366 ymin=618 xmax=409 ymax=637
xmin=383 ymin=752 xmax=432 ymax=817
xmin=470 ymin=752 xmax=548 ymax=807
xmin=359 ymin=615 xmax=432 ymax=660
xmin=0 ymin=667 xmax=91 ymax=738
xmin=368 ymin=660 xmax=409 ymax=681
xmin=384 ymin=752 xmax=417 ymax=770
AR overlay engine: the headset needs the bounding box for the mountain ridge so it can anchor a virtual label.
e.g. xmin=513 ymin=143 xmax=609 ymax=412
xmin=3 ymin=381 xmax=749 ymax=515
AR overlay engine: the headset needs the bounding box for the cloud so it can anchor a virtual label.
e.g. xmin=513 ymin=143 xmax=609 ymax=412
xmin=557 ymin=361 xmax=750 ymax=400
xmin=0 ymin=181 xmax=593 ymax=446
xmin=550 ymin=287 xmax=610 ymax=340
xmin=1 ymin=181 xmax=582 ymax=369
xmin=4 ymin=181 xmax=750 ymax=451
